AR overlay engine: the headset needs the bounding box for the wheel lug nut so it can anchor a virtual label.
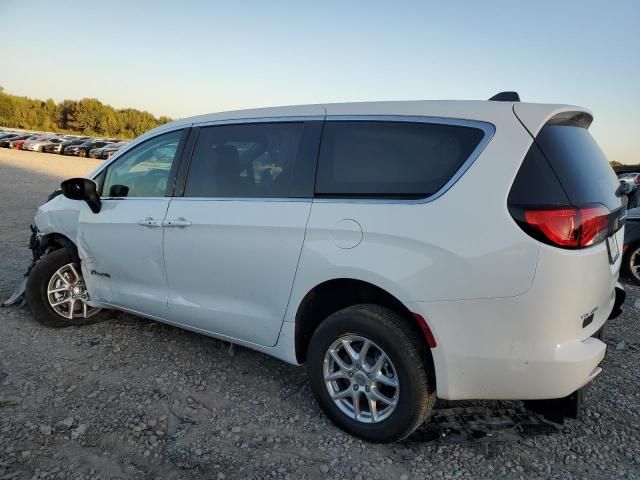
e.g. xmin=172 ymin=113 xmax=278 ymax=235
xmin=348 ymin=372 xmax=354 ymax=377
xmin=353 ymin=385 xmax=359 ymax=391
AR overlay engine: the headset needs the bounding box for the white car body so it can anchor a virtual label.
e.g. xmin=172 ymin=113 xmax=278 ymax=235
xmin=23 ymin=136 xmax=58 ymax=151
xmin=33 ymin=99 xmax=623 ymax=402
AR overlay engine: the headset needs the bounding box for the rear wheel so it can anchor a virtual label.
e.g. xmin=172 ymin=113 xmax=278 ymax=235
xmin=623 ymin=243 xmax=640 ymax=286
xmin=26 ymin=249 xmax=107 ymax=327
xmin=307 ymin=305 xmax=436 ymax=442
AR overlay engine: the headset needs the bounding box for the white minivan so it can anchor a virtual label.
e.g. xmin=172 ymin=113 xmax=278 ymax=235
xmin=22 ymin=93 xmax=626 ymax=442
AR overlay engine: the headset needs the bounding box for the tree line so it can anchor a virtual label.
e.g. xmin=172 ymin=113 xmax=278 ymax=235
xmin=0 ymin=86 xmax=172 ymax=139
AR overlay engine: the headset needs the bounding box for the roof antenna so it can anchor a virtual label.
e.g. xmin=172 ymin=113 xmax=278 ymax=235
xmin=488 ymin=91 xmax=520 ymax=102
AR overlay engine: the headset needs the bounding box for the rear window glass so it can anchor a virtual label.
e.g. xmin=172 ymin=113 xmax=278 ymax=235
xmin=315 ymin=121 xmax=486 ymax=198
xmin=535 ymin=125 xmax=620 ymax=210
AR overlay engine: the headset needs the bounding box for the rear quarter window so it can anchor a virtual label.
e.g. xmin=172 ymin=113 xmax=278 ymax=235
xmin=315 ymin=121 xmax=486 ymax=198
xmin=535 ymin=125 xmax=620 ymax=211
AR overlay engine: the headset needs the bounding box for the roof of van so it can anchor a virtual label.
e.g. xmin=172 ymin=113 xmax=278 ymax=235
xmin=147 ymin=99 xmax=591 ymax=140
xmin=168 ymin=100 xmax=520 ymax=126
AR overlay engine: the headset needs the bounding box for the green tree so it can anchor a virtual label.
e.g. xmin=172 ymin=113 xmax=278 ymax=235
xmin=0 ymin=88 xmax=171 ymax=138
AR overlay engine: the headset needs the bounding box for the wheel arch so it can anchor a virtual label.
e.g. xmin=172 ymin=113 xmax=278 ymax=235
xmin=293 ymin=278 xmax=436 ymax=367
xmin=37 ymin=232 xmax=80 ymax=265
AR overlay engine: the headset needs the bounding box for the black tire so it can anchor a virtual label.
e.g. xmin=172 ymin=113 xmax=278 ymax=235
xmin=622 ymin=242 xmax=640 ymax=286
xmin=307 ymin=304 xmax=436 ymax=443
xmin=26 ymin=249 xmax=108 ymax=328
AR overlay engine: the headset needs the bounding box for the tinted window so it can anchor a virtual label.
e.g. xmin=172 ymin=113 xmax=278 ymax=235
xmin=535 ymin=125 xmax=620 ymax=210
xmin=184 ymin=122 xmax=305 ymax=198
xmin=102 ymin=129 xmax=183 ymax=197
xmin=508 ymin=141 xmax=570 ymax=206
xmin=315 ymin=121 xmax=486 ymax=198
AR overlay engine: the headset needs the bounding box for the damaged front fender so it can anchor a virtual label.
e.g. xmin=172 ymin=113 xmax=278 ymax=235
xmin=1 ymin=225 xmax=80 ymax=307
xmin=1 ymin=225 xmax=43 ymax=307
xmin=2 ymin=194 xmax=84 ymax=307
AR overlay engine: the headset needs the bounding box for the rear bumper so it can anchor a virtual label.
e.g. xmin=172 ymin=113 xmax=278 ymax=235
xmin=609 ymin=282 xmax=626 ymax=319
xmin=413 ymin=298 xmax=608 ymax=400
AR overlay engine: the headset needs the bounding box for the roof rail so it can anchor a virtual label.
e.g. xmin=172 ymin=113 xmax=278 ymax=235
xmin=488 ymin=91 xmax=520 ymax=102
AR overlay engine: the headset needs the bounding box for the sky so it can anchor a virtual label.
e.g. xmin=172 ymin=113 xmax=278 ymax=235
xmin=0 ymin=0 xmax=638 ymax=164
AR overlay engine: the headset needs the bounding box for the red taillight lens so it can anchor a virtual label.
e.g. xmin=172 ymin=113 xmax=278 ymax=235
xmin=522 ymin=205 xmax=610 ymax=248
xmin=578 ymin=206 xmax=611 ymax=246
xmin=524 ymin=208 xmax=580 ymax=247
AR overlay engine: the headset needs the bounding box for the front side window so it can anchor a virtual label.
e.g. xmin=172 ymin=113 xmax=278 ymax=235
xmin=315 ymin=121 xmax=486 ymax=198
xmin=184 ymin=122 xmax=304 ymax=198
xmin=102 ymin=129 xmax=183 ymax=197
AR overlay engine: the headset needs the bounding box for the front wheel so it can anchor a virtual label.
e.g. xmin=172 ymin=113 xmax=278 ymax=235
xmin=623 ymin=242 xmax=640 ymax=286
xmin=307 ymin=305 xmax=436 ymax=442
xmin=26 ymin=249 xmax=107 ymax=327
xmin=79 ymin=150 xmax=86 ymax=157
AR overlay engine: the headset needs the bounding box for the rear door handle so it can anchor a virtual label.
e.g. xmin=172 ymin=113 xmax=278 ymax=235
xmin=163 ymin=218 xmax=192 ymax=228
xmin=137 ymin=218 xmax=162 ymax=227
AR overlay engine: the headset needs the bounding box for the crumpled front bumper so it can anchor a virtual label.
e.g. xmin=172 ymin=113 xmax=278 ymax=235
xmin=1 ymin=226 xmax=43 ymax=307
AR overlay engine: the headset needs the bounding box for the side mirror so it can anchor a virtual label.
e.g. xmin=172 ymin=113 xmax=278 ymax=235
xmin=61 ymin=177 xmax=102 ymax=213
xmin=108 ymin=184 xmax=130 ymax=197
xmin=616 ymin=180 xmax=635 ymax=198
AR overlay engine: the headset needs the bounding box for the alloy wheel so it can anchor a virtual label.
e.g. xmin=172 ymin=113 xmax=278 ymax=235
xmin=323 ymin=335 xmax=399 ymax=423
xmin=630 ymin=246 xmax=640 ymax=283
xmin=46 ymin=262 xmax=100 ymax=319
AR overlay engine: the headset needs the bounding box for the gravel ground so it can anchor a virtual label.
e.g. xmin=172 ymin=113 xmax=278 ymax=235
xmin=0 ymin=148 xmax=639 ymax=480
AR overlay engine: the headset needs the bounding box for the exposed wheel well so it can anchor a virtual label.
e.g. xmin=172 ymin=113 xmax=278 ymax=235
xmin=38 ymin=233 xmax=80 ymax=264
xmin=294 ymin=278 xmax=433 ymax=365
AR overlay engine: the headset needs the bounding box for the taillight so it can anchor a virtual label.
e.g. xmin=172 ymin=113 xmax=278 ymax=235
xmin=518 ymin=205 xmax=611 ymax=249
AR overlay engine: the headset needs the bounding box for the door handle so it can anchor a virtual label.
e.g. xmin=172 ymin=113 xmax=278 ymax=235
xmin=137 ymin=218 xmax=162 ymax=227
xmin=163 ymin=218 xmax=192 ymax=228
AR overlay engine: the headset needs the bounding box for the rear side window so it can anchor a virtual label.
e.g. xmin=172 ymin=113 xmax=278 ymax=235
xmin=315 ymin=121 xmax=486 ymax=198
xmin=535 ymin=125 xmax=620 ymax=211
xmin=184 ymin=122 xmax=308 ymax=198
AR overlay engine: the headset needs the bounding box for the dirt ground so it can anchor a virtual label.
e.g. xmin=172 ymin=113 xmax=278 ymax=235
xmin=0 ymin=148 xmax=639 ymax=480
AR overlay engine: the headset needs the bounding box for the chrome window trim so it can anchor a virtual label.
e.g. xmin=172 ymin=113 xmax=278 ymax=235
xmin=168 ymin=197 xmax=311 ymax=203
xmin=314 ymin=115 xmax=495 ymax=205
xmin=191 ymin=115 xmax=324 ymax=128
xmin=99 ymin=196 xmax=170 ymax=201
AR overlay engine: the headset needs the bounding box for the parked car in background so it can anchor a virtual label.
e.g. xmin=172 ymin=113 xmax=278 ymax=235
xmin=37 ymin=137 xmax=68 ymax=153
xmin=9 ymin=135 xmax=41 ymax=150
xmin=0 ymin=132 xmax=22 ymax=143
xmin=50 ymin=137 xmax=91 ymax=154
xmin=24 ymin=93 xmax=626 ymax=442
xmin=24 ymin=136 xmax=63 ymax=152
xmin=0 ymin=133 xmax=32 ymax=148
xmin=625 ymin=182 xmax=640 ymax=210
xmin=100 ymin=141 xmax=128 ymax=159
xmin=88 ymin=143 xmax=114 ymax=159
xmin=90 ymin=141 xmax=126 ymax=159
xmin=64 ymin=140 xmax=111 ymax=157
xmin=23 ymin=135 xmax=55 ymax=152
xmin=623 ymin=207 xmax=640 ymax=285
xmin=620 ymin=173 xmax=640 ymax=185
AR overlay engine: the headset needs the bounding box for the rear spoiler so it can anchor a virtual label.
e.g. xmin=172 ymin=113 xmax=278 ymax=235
xmin=513 ymin=103 xmax=594 ymax=138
